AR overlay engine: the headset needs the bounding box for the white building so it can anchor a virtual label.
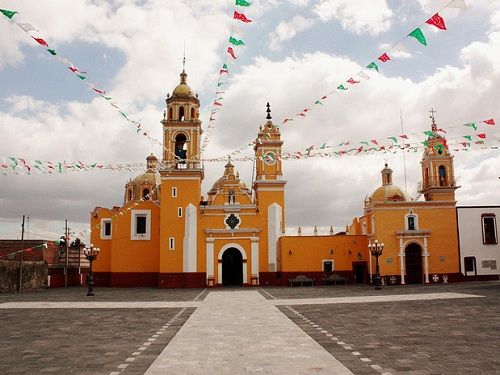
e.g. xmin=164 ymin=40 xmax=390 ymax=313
xmin=457 ymin=206 xmax=500 ymax=278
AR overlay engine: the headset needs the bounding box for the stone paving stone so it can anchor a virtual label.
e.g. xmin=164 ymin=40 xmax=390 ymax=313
xmin=278 ymin=282 xmax=500 ymax=375
xmin=0 ymin=308 xmax=192 ymax=375
xmin=144 ymin=290 xmax=355 ymax=374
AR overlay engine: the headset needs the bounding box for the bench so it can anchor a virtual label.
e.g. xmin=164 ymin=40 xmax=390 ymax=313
xmin=323 ymin=274 xmax=347 ymax=285
xmin=289 ymin=275 xmax=314 ymax=287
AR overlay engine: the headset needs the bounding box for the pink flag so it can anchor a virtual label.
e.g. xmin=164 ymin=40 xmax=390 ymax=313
xmin=378 ymin=53 xmax=390 ymax=62
xmin=32 ymin=37 xmax=48 ymax=47
xmin=227 ymin=47 xmax=237 ymax=59
xmin=426 ymin=13 xmax=447 ymax=30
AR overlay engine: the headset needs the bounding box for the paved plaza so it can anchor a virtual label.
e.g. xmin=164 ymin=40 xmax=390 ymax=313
xmin=0 ymin=282 xmax=499 ymax=374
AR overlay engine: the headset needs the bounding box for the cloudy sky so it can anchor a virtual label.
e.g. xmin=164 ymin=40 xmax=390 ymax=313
xmin=1 ymin=0 xmax=499 ymax=242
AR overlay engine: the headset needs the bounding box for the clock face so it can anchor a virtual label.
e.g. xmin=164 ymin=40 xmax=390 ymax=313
xmin=263 ymin=151 xmax=276 ymax=165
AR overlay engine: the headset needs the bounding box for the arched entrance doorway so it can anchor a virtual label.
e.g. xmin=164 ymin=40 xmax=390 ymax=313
xmin=405 ymin=243 xmax=423 ymax=284
xmin=222 ymin=247 xmax=243 ymax=286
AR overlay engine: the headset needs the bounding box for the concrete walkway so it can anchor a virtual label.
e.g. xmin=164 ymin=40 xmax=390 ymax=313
xmin=144 ymin=290 xmax=354 ymax=374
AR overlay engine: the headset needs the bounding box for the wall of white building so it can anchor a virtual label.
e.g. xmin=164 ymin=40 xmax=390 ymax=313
xmin=457 ymin=206 xmax=500 ymax=277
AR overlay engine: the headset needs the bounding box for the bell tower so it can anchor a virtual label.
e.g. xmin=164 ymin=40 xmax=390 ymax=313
xmin=161 ymin=68 xmax=203 ymax=173
xmin=253 ymin=103 xmax=286 ymax=274
xmin=420 ymin=109 xmax=459 ymax=202
xmin=159 ymin=67 xmax=203 ymax=280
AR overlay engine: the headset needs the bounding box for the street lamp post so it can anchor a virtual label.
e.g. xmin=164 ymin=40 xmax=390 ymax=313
xmin=368 ymin=240 xmax=384 ymax=290
xmin=83 ymin=244 xmax=100 ymax=296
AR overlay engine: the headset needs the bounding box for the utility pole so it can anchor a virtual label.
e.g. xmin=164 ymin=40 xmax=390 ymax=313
xmin=18 ymin=214 xmax=25 ymax=292
xmin=64 ymin=220 xmax=70 ymax=288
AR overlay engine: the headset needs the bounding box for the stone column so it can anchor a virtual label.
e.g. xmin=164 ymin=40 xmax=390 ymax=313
xmin=399 ymin=237 xmax=405 ymax=285
xmin=251 ymin=237 xmax=259 ymax=285
xmin=206 ymin=238 xmax=215 ymax=285
xmin=423 ymin=237 xmax=430 ymax=283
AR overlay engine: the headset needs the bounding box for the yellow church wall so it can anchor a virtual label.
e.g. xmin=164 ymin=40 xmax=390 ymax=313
xmin=159 ymin=177 xmax=201 ymax=273
xmin=109 ymin=201 xmax=160 ymax=273
xmin=369 ymin=204 xmax=459 ymax=276
xmin=279 ymin=235 xmax=368 ymax=272
xmin=90 ymin=207 xmax=113 ymax=273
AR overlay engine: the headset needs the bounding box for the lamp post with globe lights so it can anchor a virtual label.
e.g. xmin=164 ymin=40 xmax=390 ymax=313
xmin=83 ymin=244 xmax=100 ymax=296
xmin=368 ymin=240 xmax=384 ymax=290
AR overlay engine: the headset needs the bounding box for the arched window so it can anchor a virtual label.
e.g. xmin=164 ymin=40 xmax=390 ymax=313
xmin=128 ymin=189 xmax=132 ymax=202
xmin=191 ymin=107 xmax=195 ymax=119
xmin=179 ymin=106 xmax=185 ymax=121
xmin=405 ymin=211 xmax=418 ymax=231
xmin=438 ymin=165 xmax=447 ymax=186
xmin=143 ymin=188 xmax=150 ymax=200
xmin=424 ymin=168 xmax=429 ymax=187
xmin=168 ymin=108 xmax=173 ymax=120
xmin=175 ymin=133 xmax=188 ymax=167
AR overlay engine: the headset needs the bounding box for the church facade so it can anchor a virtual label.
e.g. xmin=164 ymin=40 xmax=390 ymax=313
xmin=90 ymin=69 xmax=463 ymax=287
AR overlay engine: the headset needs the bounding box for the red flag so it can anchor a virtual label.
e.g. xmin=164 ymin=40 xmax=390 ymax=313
xmin=227 ymin=47 xmax=237 ymax=59
xmin=321 ymin=95 xmax=327 ymax=99
xmin=477 ymin=133 xmax=486 ymax=139
xmin=32 ymin=37 xmax=48 ymax=47
xmin=283 ymin=118 xmax=293 ymax=124
xmin=483 ymin=118 xmax=495 ymax=125
xmin=234 ymin=11 xmax=252 ymax=23
xmin=371 ymin=140 xmax=378 ymax=145
xmin=356 ymin=146 xmax=363 ymax=154
xmin=93 ymin=88 xmax=106 ymax=94
xmin=379 ymin=146 xmax=386 ymax=151
xmin=297 ymin=113 xmax=306 ymax=117
xmin=426 ymin=13 xmax=447 ymax=30
xmin=400 ymin=135 xmax=409 ymax=139
xmin=378 ymin=53 xmax=390 ymax=62
xmin=213 ymin=101 xmax=223 ymax=106
xmin=347 ymin=78 xmax=360 ymax=84
xmin=219 ymin=69 xmax=229 ymax=75
xmin=303 ymin=108 xmax=310 ymax=112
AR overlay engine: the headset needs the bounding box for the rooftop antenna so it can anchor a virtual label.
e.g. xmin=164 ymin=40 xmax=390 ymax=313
xmin=400 ymin=109 xmax=408 ymax=192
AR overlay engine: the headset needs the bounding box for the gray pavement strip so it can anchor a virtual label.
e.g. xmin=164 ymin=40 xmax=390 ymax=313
xmin=271 ymin=292 xmax=483 ymax=306
xmin=0 ymin=301 xmax=201 ymax=308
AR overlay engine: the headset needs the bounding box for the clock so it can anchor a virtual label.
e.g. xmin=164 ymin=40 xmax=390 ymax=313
xmin=263 ymin=151 xmax=277 ymax=165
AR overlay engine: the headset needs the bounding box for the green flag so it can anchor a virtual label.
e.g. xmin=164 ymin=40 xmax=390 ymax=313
xmin=434 ymin=144 xmax=444 ymax=152
xmin=367 ymin=62 xmax=379 ymax=72
xmin=408 ymin=28 xmax=427 ymax=46
xmin=464 ymin=122 xmax=477 ymax=131
xmin=47 ymin=48 xmax=56 ymax=56
xmin=421 ymin=141 xmax=429 ymax=147
xmin=0 ymin=8 xmax=18 ymax=19
xmin=229 ymin=36 xmax=245 ymax=46
xmin=388 ymin=136 xmax=398 ymax=143
xmin=423 ymin=130 xmax=434 ymax=137
xmin=77 ymin=75 xmax=86 ymax=80
xmin=314 ymin=100 xmax=322 ymax=105
xmin=235 ymin=0 xmax=251 ymax=6
xmin=223 ymin=63 xmax=228 ymax=69
xmin=463 ymin=135 xmax=472 ymax=141
xmin=337 ymin=84 xmax=347 ymax=90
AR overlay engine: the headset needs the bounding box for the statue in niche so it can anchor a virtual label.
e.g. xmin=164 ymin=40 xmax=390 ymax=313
xmin=228 ymin=189 xmax=235 ymax=205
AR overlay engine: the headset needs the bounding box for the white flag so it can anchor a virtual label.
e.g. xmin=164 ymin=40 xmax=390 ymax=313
xmin=447 ymin=0 xmax=468 ymax=10
xmin=16 ymin=23 xmax=38 ymax=32
xmin=357 ymin=71 xmax=370 ymax=80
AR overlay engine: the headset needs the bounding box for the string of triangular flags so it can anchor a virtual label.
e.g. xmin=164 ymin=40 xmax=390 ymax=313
xmin=281 ymin=0 xmax=469 ymax=126
xmin=216 ymin=0 xmax=470 ymax=160
xmin=0 ymin=8 xmax=170 ymax=153
xmin=0 ymin=158 xmax=145 ymax=176
xmin=0 ymin=242 xmax=49 ymax=260
xmin=200 ymin=0 xmax=253 ymax=154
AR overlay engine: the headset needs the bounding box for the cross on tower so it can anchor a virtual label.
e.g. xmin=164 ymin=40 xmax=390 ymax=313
xmin=178 ymin=42 xmax=190 ymax=70
xmin=429 ymin=108 xmax=437 ymax=131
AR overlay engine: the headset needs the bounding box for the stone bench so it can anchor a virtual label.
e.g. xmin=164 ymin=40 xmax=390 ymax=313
xmin=289 ymin=275 xmax=314 ymax=287
xmin=323 ymin=274 xmax=347 ymax=285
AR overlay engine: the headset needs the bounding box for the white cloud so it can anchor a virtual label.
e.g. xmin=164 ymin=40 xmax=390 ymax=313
xmin=0 ymin=0 xmax=499 ymax=240
xmin=313 ymin=0 xmax=393 ymax=35
xmin=268 ymin=16 xmax=316 ymax=51
xmin=287 ymin=0 xmax=309 ymax=6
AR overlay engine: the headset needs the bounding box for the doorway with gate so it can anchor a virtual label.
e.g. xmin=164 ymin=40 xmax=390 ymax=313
xmin=405 ymin=243 xmax=423 ymax=284
xmin=352 ymin=261 xmax=367 ymax=284
xmin=222 ymin=247 xmax=243 ymax=286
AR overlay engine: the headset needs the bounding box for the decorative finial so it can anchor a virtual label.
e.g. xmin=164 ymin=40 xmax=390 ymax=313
xmin=266 ymin=102 xmax=272 ymax=120
xmin=429 ymin=108 xmax=437 ymax=132
xmin=163 ymin=110 xmax=166 ymax=119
